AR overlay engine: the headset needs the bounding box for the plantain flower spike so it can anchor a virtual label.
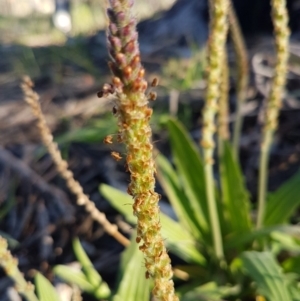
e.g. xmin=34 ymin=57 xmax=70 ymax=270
xmin=104 ymin=0 xmax=178 ymax=300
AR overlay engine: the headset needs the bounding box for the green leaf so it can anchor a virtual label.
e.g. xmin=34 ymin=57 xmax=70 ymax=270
xmin=289 ymin=285 xmax=300 ymax=301
xmin=72 ymin=238 xmax=101 ymax=287
xmin=283 ymin=257 xmax=300 ymax=274
xmin=270 ymin=232 xmax=300 ymax=255
xmin=56 ymin=127 xmax=102 ymax=144
xmin=35 ymin=273 xmax=61 ymax=301
xmin=219 ymin=141 xmax=252 ymax=235
xmin=55 ymin=116 xmax=118 ymax=145
xmin=156 ymin=154 xmax=202 ymax=239
xmin=113 ymin=235 xmax=150 ymax=301
xmin=179 ymin=282 xmax=240 ymax=301
xmin=164 ymin=117 xmax=209 ymax=240
xmin=226 ymin=225 xmax=300 ymax=249
xmin=53 ymin=265 xmax=94 ymax=292
xmin=265 ymin=170 xmax=300 ymax=226
xmin=72 ymin=238 xmax=110 ymax=299
xmin=100 ymin=184 xmax=205 ymax=265
xmin=241 ymin=251 xmax=292 ymax=301
xmin=284 ymin=273 xmax=300 ymax=301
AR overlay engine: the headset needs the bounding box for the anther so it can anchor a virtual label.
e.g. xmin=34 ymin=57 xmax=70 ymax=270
xmin=151 ymin=77 xmax=159 ymax=87
xmin=123 ymin=66 xmax=132 ymax=78
xmin=148 ymin=91 xmax=157 ymax=101
xmin=111 ymin=151 xmax=122 ymax=161
xmin=104 ymin=135 xmax=113 ymax=144
xmin=138 ymin=68 xmax=145 ymax=78
xmin=112 ymin=77 xmax=123 ymax=89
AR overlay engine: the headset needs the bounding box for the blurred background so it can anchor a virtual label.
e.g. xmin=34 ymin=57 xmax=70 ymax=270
xmin=1 ymin=0 xmax=300 ymax=300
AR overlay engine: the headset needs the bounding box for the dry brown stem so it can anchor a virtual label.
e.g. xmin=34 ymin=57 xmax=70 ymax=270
xmin=21 ymin=76 xmax=130 ymax=247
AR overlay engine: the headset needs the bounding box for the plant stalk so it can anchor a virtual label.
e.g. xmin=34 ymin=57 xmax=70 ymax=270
xmin=256 ymin=0 xmax=289 ymax=228
xmin=21 ymin=77 xmax=130 ymax=247
xmin=256 ymin=132 xmax=272 ymax=228
xmin=0 ymin=237 xmax=39 ymax=301
xmin=202 ymin=0 xmax=229 ymax=259
xmin=229 ymin=2 xmax=249 ymax=160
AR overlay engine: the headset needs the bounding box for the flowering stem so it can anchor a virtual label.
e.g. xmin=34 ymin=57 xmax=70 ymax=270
xmin=0 ymin=236 xmax=39 ymax=301
xmin=202 ymin=0 xmax=229 ymax=259
xmin=257 ymin=133 xmax=271 ymax=229
xmin=256 ymin=0 xmax=290 ymax=228
xmin=104 ymin=1 xmax=178 ymax=300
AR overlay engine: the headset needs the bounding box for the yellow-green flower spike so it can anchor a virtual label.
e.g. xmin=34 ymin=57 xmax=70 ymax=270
xmin=265 ymin=0 xmax=290 ymax=134
xmin=256 ymin=0 xmax=290 ymax=228
xmin=104 ymin=1 xmax=178 ymax=300
xmin=201 ymin=0 xmax=229 ymax=259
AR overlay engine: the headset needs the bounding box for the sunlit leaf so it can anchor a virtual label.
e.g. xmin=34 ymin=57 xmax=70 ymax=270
xmin=164 ymin=117 xmax=210 ymax=241
xmin=265 ymin=170 xmax=300 ymax=226
xmin=226 ymin=225 xmax=300 ymax=249
xmin=156 ymin=154 xmax=202 ymax=239
xmin=53 ymin=265 xmax=94 ymax=292
xmin=241 ymin=251 xmax=292 ymax=301
xmin=178 ymin=281 xmax=239 ymax=301
xmin=72 ymin=238 xmax=110 ymax=299
xmin=113 ymin=235 xmax=150 ymax=301
xmin=35 ymin=273 xmax=61 ymax=301
xmin=219 ymin=141 xmax=252 ymax=236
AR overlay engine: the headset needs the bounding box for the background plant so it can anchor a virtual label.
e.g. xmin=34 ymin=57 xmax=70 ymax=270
xmin=103 ymin=115 xmax=300 ymax=300
xmin=102 ymin=0 xmax=298 ymax=300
